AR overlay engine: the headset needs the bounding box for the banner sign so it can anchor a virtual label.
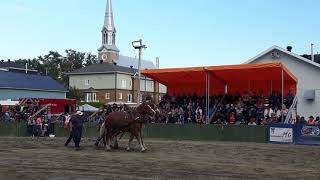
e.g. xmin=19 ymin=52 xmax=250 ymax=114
xmin=268 ymin=124 xmax=295 ymax=144
xmin=295 ymin=125 xmax=320 ymax=145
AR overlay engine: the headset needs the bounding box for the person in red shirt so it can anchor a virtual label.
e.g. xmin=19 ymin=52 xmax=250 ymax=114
xmin=307 ymin=116 xmax=317 ymax=125
xmin=35 ymin=116 xmax=42 ymax=136
xmin=229 ymin=112 xmax=236 ymax=124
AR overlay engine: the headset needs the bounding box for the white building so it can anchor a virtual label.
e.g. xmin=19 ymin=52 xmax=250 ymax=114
xmin=245 ymin=46 xmax=320 ymax=117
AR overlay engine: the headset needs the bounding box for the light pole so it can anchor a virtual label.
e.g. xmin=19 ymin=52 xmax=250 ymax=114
xmin=132 ymin=39 xmax=147 ymax=105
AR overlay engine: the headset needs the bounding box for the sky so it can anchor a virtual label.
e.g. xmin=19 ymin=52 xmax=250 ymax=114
xmin=0 ymin=0 xmax=320 ymax=68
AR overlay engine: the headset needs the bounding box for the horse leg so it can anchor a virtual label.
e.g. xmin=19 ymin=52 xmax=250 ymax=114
xmin=140 ymin=124 xmax=147 ymax=150
xmin=103 ymin=132 xmax=106 ymax=147
xmin=104 ymin=129 xmax=111 ymax=151
xmin=113 ymin=137 xmax=119 ymax=149
xmin=135 ymin=132 xmax=146 ymax=152
xmin=126 ymin=134 xmax=134 ymax=151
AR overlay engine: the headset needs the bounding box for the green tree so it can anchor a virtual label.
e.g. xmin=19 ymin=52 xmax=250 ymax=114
xmin=14 ymin=49 xmax=97 ymax=88
xmin=67 ymin=86 xmax=84 ymax=102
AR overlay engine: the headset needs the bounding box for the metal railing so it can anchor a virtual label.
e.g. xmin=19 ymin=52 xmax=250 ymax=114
xmin=284 ymin=95 xmax=298 ymax=124
xmin=209 ymin=94 xmax=227 ymax=123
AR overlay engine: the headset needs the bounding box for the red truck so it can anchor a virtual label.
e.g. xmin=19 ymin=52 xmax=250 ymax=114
xmin=20 ymin=98 xmax=77 ymax=115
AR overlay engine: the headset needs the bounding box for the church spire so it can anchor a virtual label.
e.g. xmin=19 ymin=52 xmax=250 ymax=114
xmin=98 ymin=0 xmax=119 ymax=63
xmin=104 ymin=0 xmax=115 ymax=31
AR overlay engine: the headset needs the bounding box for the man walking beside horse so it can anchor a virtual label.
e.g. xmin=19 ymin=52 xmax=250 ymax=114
xmin=65 ymin=111 xmax=85 ymax=150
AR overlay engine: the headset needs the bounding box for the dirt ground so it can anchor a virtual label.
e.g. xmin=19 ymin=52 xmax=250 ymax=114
xmin=0 ymin=137 xmax=319 ymax=180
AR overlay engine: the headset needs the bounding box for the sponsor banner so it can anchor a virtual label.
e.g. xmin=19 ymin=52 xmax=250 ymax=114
xmin=269 ymin=127 xmax=294 ymax=143
xmin=295 ymin=125 xmax=320 ymax=145
xmin=267 ymin=124 xmax=295 ymax=144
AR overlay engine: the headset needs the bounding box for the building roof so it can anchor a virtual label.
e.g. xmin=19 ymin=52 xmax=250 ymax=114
xmin=142 ymin=63 xmax=297 ymax=96
xmin=67 ymin=54 xmax=156 ymax=75
xmin=0 ymin=71 xmax=66 ymax=92
xmin=301 ymin=54 xmax=320 ymax=64
xmin=244 ymin=45 xmax=320 ymax=69
xmin=67 ymin=62 xmax=138 ymax=75
xmin=0 ymin=61 xmax=38 ymax=73
xmin=117 ymin=55 xmax=156 ymax=69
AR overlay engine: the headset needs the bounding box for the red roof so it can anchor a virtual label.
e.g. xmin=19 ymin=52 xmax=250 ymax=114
xmin=142 ymin=63 xmax=297 ymax=96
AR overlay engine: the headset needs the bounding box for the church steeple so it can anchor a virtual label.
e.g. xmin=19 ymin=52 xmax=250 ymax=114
xmin=104 ymin=0 xmax=115 ymax=32
xmin=98 ymin=0 xmax=119 ymax=63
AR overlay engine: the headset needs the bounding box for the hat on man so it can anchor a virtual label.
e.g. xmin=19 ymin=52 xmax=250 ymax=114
xmin=76 ymin=111 xmax=84 ymax=116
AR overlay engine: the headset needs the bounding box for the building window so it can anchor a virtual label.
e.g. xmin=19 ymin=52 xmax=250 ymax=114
xmin=85 ymin=80 xmax=90 ymax=86
xmin=121 ymin=80 xmax=127 ymax=88
xmin=105 ymin=93 xmax=110 ymax=100
xmin=104 ymin=32 xmax=107 ymax=44
xmin=86 ymin=93 xmax=97 ymax=102
xmin=128 ymin=94 xmax=132 ymax=103
xmin=129 ymin=80 xmax=132 ymax=87
xmin=119 ymin=93 xmax=123 ymax=100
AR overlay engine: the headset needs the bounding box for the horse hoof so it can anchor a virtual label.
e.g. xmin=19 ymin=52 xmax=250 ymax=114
xmin=126 ymin=147 xmax=131 ymax=152
xmin=141 ymin=149 xmax=147 ymax=153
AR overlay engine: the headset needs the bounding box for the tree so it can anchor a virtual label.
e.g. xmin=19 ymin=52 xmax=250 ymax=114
xmin=67 ymin=86 xmax=84 ymax=102
xmin=14 ymin=49 xmax=97 ymax=88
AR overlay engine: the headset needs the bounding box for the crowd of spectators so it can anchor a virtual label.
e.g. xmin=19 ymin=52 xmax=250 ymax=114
xmin=0 ymin=102 xmax=64 ymax=137
xmin=155 ymin=90 xmax=310 ymax=125
xmin=0 ymin=102 xmax=40 ymax=122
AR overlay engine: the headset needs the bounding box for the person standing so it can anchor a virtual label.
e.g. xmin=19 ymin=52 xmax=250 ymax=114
xmin=94 ymin=110 xmax=107 ymax=147
xmin=69 ymin=111 xmax=84 ymax=150
xmin=64 ymin=116 xmax=74 ymax=147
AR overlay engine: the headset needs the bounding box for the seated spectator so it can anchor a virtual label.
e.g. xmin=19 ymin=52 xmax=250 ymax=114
xmin=299 ymin=116 xmax=306 ymax=124
xmin=186 ymin=111 xmax=194 ymax=124
xmin=157 ymin=91 xmax=294 ymax=125
xmin=3 ymin=111 xmax=10 ymax=122
xmin=248 ymin=117 xmax=257 ymax=126
xmin=281 ymin=105 xmax=289 ymax=121
xmin=307 ymin=116 xmax=317 ymax=125
xmin=264 ymin=106 xmax=273 ymax=120
xmin=316 ymin=116 xmax=320 ymax=124
xmin=229 ymin=112 xmax=236 ymax=124
xmin=260 ymin=118 xmax=268 ymax=126
xmin=286 ymin=90 xmax=294 ymax=108
xmin=195 ymin=112 xmax=202 ymax=124
xmin=178 ymin=106 xmax=185 ymax=124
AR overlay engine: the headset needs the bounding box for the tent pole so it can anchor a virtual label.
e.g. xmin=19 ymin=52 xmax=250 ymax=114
xmin=225 ymin=84 xmax=228 ymax=95
xmin=281 ymin=67 xmax=284 ymax=123
xmin=271 ymin=80 xmax=273 ymax=95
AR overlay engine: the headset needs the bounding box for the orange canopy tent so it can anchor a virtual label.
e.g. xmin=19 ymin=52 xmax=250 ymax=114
xmin=141 ymin=63 xmax=297 ymax=96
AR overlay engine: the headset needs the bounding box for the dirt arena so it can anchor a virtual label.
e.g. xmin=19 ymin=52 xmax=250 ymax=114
xmin=0 ymin=137 xmax=319 ymax=180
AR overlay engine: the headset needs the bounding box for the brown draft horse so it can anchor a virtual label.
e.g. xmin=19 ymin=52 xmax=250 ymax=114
xmin=100 ymin=101 xmax=159 ymax=152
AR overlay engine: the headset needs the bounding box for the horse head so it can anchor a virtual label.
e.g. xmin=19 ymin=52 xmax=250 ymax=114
xmin=136 ymin=101 xmax=158 ymax=118
xmin=144 ymin=100 xmax=161 ymax=115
